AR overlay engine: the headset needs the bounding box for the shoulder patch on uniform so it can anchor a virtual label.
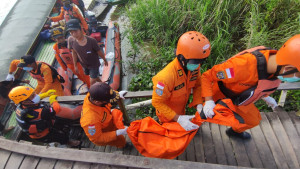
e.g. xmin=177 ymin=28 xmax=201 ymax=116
xmin=190 ymin=76 xmax=197 ymax=81
xmin=174 ymin=83 xmax=185 ymax=90
xmin=155 ymin=89 xmax=163 ymax=96
xmin=225 ymin=68 xmax=234 ymax=78
xmin=88 ymin=125 xmax=96 ymax=136
xmin=217 ymin=71 xmax=226 ymax=79
xmin=178 ymin=70 xmax=183 ymax=77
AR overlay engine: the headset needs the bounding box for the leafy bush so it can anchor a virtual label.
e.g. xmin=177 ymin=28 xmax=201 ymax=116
xmin=125 ymin=0 xmax=300 ymax=117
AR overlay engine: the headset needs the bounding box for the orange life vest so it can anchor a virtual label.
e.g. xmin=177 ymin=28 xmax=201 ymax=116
xmin=15 ymin=104 xmax=55 ymax=139
xmin=58 ymin=45 xmax=74 ymax=65
xmin=30 ymin=62 xmax=65 ymax=83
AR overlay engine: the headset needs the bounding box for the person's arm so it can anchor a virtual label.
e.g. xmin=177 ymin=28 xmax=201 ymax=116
xmin=50 ymin=7 xmax=64 ymax=22
xmin=39 ymin=64 xmax=55 ymax=94
xmin=92 ymin=38 xmax=108 ymax=66
xmin=53 ymin=44 xmax=67 ymax=71
xmin=73 ymin=7 xmax=88 ymax=31
xmin=71 ymin=49 xmax=79 ymax=73
xmin=97 ymin=50 xmax=108 ymax=66
xmin=34 ymin=81 xmax=44 ymax=94
xmin=8 ymin=60 xmax=21 ymax=74
xmin=69 ymin=37 xmax=79 ymax=73
xmin=6 ymin=60 xmax=21 ymax=81
xmin=151 ymin=76 xmax=177 ymax=121
xmin=201 ymin=59 xmax=240 ymax=100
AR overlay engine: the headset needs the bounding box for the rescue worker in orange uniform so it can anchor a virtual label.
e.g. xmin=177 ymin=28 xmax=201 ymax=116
xmin=201 ymin=34 xmax=300 ymax=139
xmin=80 ymin=82 xmax=128 ymax=148
xmin=7 ymin=55 xmax=64 ymax=96
xmin=51 ymin=27 xmax=90 ymax=88
xmin=8 ymin=86 xmax=80 ymax=146
xmin=49 ymin=0 xmax=88 ymax=34
xmin=57 ymin=0 xmax=86 ymax=17
xmin=152 ymin=31 xmax=211 ymax=131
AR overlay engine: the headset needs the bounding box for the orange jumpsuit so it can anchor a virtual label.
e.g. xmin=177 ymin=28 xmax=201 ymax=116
xmin=51 ymin=6 xmax=88 ymax=32
xmin=52 ymin=102 xmax=82 ymax=120
xmin=152 ymin=58 xmax=202 ymax=123
xmin=9 ymin=60 xmax=64 ymax=96
xmin=80 ymin=94 xmax=126 ymax=148
xmin=53 ymin=43 xmax=90 ymax=87
xmin=201 ymin=50 xmax=277 ymax=133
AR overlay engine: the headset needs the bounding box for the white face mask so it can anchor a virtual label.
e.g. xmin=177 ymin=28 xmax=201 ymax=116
xmin=31 ymin=95 xmax=40 ymax=104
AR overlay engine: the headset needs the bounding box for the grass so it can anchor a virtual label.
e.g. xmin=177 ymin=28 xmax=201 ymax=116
xmin=124 ymin=0 xmax=300 ymax=116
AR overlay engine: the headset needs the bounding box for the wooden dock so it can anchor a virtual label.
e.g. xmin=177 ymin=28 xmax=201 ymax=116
xmin=0 ymin=108 xmax=299 ymax=169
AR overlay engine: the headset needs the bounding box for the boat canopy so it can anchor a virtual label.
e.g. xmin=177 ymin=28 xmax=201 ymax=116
xmin=0 ymin=0 xmax=56 ymax=80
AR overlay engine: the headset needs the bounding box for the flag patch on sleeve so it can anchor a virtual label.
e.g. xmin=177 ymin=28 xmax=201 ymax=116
xmin=225 ymin=68 xmax=234 ymax=78
xmin=156 ymin=82 xmax=165 ymax=90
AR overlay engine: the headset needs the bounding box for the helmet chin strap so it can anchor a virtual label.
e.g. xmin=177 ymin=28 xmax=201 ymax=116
xmin=276 ymin=65 xmax=299 ymax=76
xmin=177 ymin=55 xmax=188 ymax=74
xmin=274 ymin=65 xmax=282 ymax=76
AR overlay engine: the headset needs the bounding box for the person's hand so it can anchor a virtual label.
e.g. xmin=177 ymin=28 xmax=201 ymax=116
xmin=262 ymin=96 xmax=278 ymax=111
xmin=119 ymin=91 xmax=127 ymax=100
xmin=116 ymin=126 xmax=128 ymax=136
xmin=196 ymin=104 xmax=203 ymax=113
xmin=203 ymin=100 xmax=216 ymax=118
xmin=177 ymin=115 xmax=199 ymax=131
xmin=104 ymin=59 xmax=108 ymax=66
xmin=6 ymin=73 xmax=14 ymax=81
xmin=49 ymin=95 xmax=58 ymax=104
xmin=39 ymin=89 xmax=56 ymax=99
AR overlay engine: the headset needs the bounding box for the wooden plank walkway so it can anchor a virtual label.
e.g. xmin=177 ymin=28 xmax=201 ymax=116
xmin=0 ymin=109 xmax=299 ymax=168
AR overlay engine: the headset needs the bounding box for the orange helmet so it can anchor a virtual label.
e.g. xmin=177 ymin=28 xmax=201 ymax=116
xmin=176 ymin=31 xmax=211 ymax=59
xmin=8 ymin=86 xmax=34 ymax=104
xmin=276 ymin=34 xmax=300 ymax=71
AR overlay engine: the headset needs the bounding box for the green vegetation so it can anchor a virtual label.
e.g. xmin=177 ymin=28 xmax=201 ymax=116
xmin=124 ymin=0 xmax=300 ymax=117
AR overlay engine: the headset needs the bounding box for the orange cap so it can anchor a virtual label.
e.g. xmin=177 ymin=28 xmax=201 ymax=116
xmin=276 ymin=34 xmax=300 ymax=71
xmin=176 ymin=31 xmax=211 ymax=59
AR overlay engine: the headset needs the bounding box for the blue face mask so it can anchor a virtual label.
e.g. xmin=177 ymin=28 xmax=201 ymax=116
xmin=23 ymin=67 xmax=33 ymax=72
xmin=278 ymin=75 xmax=300 ymax=83
xmin=186 ymin=63 xmax=199 ymax=71
xmin=31 ymin=95 xmax=40 ymax=104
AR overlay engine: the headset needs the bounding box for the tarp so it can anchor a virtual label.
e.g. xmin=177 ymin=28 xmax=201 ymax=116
xmin=0 ymin=0 xmax=56 ymax=80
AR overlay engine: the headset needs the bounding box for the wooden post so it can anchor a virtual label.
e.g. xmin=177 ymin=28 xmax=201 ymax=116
xmin=117 ymin=99 xmax=130 ymax=125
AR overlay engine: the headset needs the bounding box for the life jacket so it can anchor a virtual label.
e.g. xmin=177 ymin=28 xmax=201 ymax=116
xmin=218 ymin=46 xmax=281 ymax=106
xmin=58 ymin=43 xmax=74 ymax=65
xmin=15 ymin=104 xmax=55 ymax=139
xmin=30 ymin=62 xmax=65 ymax=83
